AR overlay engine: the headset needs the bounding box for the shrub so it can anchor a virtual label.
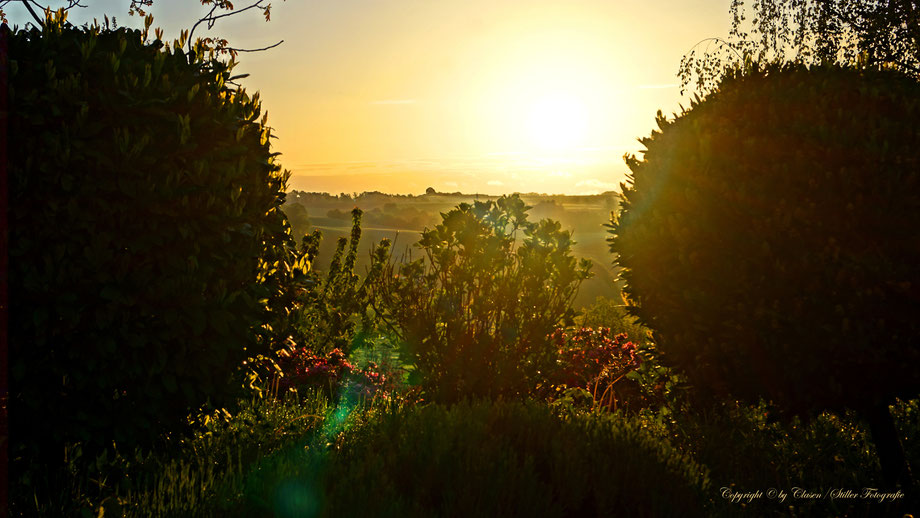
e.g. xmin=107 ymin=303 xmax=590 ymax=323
xmin=580 ymin=295 xmax=650 ymax=345
xmin=657 ymin=400 xmax=920 ymax=517
xmin=369 ymin=195 xmax=591 ymax=402
xmin=279 ymin=208 xmax=370 ymax=357
xmin=12 ymin=390 xmax=333 ymax=517
xmin=257 ymin=346 xmax=397 ymax=402
xmin=230 ymin=400 xmax=711 ymax=517
xmin=543 ymin=328 xmax=643 ymax=411
xmin=608 ymin=63 xmax=920 ymax=488
xmin=7 ymin=14 xmax=301 ymax=463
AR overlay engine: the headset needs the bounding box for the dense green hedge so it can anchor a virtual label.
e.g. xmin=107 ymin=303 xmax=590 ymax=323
xmin=7 ymin=15 xmax=297 ymax=461
xmin=608 ymin=63 xmax=920 ymax=489
xmin=609 ymin=63 xmax=920 ymax=415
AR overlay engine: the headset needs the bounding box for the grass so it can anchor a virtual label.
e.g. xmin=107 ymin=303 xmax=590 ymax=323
xmin=11 ymin=389 xmax=333 ymax=517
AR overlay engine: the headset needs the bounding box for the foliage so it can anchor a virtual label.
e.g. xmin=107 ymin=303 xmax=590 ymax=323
xmin=7 ymin=13 xmax=304 ymax=465
xmin=609 ymin=63 xmax=920 ymax=487
xmin=542 ymin=328 xmax=641 ymax=412
xmin=680 ymin=0 xmax=920 ymax=94
xmin=369 ymin=195 xmax=592 ymax=402
xmin=281 ymin=201 xmax=310 ymax=238
xmin=2 ymin=0 xmax=282 ymax=60
xmin=16 ymin=392 xmax=920 ymax=517
xmin=647 ymin=399 xmax=920 ymax=517
xmin=227 ymin=400 xmax=712 ymax=517
xmin=610 ymin=62 xmax=920 ymax=415
xmin=241 ymin=208 xmax=386 ymax=408
xmin=11 ymin=389 xmax=332 ymax=517
xmin=255 ymin=346 xmax=398 ymax=403
xmin=277 ymin=208 xmax=372 ymax=356
xmin=580 ymin=295 xmax=650 ymax=344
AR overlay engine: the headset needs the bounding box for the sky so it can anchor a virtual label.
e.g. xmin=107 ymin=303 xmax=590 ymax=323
xmin=7 ymin=0 xmax=734 ymax=195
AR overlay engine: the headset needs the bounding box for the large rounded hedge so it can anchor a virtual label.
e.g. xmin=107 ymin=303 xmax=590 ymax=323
xmin=7 ymin=16 xmax=296 ymax=459
xmin=228 ymin=401 xmax=711 ymax=517
xmin=608 ymin=64 xmax=920 ymax=485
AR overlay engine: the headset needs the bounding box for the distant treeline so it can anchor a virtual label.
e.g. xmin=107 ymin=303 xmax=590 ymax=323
xmin=283 ymin=189 xmax=620 ymax=237
xmin=281 ymin=188 xmax=624 ymax=307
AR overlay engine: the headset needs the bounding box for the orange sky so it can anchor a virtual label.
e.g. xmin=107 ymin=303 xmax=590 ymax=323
xmin=8 ymin=0 xmax=732 ymax=194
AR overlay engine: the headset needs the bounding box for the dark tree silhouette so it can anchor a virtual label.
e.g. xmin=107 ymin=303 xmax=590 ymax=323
xmin=680 ymin=0 xmax=920 ymax=94
xmin=0 ymin=0 xmax=283 ymax=58
xmin=609 ymin=63 xmax=920 ymax=493
xmin=7 ymin=14 xmax=304 ymax=465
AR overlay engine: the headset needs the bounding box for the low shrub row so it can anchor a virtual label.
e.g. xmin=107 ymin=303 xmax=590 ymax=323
xmin=222 ymin=400 xmax=711 ymax=517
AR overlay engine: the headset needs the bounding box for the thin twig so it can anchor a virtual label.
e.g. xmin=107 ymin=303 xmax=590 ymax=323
xmin=226 ymin=39 xmax=283 ymax=53
xmin=186 ymin=3 xmax=218 ymax=51
xmin=187 ymin=0 xmax=272 ymax=53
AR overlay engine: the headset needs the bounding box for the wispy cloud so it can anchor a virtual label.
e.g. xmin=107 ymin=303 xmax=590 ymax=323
xmin=576 ymin=179 xmax=618 ymax=191
xmin=487 ymin=180 xmax=504 ymax=186
xmin=637 ymin=83 xmax=678 ymax=90
xmin=370 ymin=99 xmax=417 ymax=105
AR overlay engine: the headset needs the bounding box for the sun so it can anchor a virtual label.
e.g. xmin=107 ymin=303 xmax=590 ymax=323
xmin=526 ymin=93 xmax=589 ymax=152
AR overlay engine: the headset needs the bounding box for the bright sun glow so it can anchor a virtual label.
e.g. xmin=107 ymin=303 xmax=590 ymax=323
xmin=527 ymin=93 xmax=589 ymax=151
xmin=474 ymin=25 xmax=612 ymax=157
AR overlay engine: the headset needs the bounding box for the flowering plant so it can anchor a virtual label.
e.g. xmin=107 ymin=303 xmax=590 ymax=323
xmin=259 ymin=346 xmax=398 ymax=402
xmin=545 ymin=327 xmax=644 ymax=411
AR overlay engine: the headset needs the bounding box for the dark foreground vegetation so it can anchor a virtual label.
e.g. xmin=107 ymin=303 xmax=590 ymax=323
xmin=6 ymin=4 xmax=920 ymax=517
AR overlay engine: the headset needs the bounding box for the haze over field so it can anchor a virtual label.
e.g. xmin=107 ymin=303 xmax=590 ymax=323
xmin=6 ymin=0 xmax=731 ymax=194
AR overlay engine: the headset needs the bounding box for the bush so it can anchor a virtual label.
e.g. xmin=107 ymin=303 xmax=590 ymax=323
xmin=230 ymin=400 xmax=711 ymax=517
xmin=580 ymin=295 xmax=650 ymax=345
xmin=278 ymin=208 xmax=370 ymax=357
xmin=655 ymin=400 xmax=920 ymax=517
xmin=7 ymin=14 xmax=300 ymax=463
xmin=257 ymin=346 xmax=397 ymax=402
xmin=369 ymin=195 xmax=591 ymax=402
xmin=542 ymin=328 xmax=643 ymax=411
xmin=12 ymin=390 xmax=333 ymax=517
xmin=608 ymin=63 xmax=920 ymax=488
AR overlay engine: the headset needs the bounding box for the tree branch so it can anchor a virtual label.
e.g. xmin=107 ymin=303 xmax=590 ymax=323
xmin=226 ymin=39 xmax=283 ymax=53
xmin=186 ymin=0 xmax=276 ymax=54
xmin=20 ymin=0 xmax=43 ymax=27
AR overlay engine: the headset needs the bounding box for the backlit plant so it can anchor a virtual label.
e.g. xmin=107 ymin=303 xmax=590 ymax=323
xmin=368 ymin=195 xmax=592 ymax=402
xmin=260 ymin=346 xmax=397 ymax=403
xmin=545 ymin=327 xmax=645 ymax=412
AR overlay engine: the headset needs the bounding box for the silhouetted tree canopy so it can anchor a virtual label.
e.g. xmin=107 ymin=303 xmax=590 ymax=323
xmin=7 ymin=13 xmax=303 ymax=461
xmin=1 ymin=0 xmax=282 ymax=58
xmin=610 ymin=63 xmax=920 ymax=490
xmin=680 ymin=0 xmax=920 ymax=94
